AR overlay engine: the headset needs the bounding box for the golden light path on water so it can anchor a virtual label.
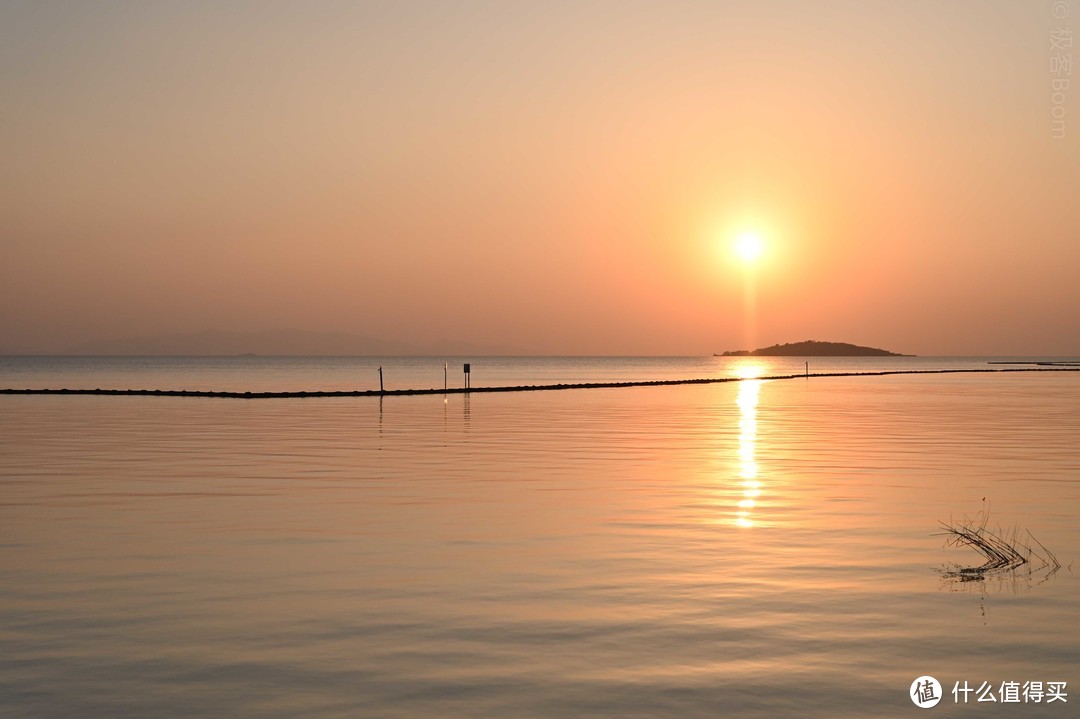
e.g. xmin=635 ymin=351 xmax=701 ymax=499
xmin=734 ymin=364 xmax=765 ymax=528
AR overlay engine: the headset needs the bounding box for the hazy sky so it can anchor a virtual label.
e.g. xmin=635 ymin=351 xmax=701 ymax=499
xmin=2 ymin=0 xmax=1077 ymax=355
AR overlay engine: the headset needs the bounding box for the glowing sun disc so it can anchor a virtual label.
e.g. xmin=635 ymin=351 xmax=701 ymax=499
xmin=735 ymin=232 xmax=764 ymax=263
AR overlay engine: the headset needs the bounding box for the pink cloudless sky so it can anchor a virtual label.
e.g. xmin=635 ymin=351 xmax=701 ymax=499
xmin=1 ymin=0 xmax=1077 ymax=355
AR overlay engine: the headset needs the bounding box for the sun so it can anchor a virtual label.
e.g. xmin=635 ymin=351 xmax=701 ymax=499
xmin=734 ymin=232 xmax=764 ymax=264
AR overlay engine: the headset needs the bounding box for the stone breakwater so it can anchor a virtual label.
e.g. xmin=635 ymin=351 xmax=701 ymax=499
xmin=2 ymin=367 xmax=1078 ymax=399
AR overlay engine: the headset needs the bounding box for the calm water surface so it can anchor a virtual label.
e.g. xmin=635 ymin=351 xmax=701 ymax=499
xmin=1 ymin=363 xmax=1078 ymax=717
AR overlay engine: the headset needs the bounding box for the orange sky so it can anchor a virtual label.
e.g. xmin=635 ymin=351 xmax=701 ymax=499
xmin=2 ymin=1 xmax=1077 ymax=355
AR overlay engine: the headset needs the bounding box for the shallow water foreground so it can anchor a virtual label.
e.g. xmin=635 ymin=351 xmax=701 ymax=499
xmin=1 ymin=373 xmax=1078 ymax=718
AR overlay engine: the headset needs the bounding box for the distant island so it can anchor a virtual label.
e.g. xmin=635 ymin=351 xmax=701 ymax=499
xmin=718 ymin=340 xmax=910 ymax=357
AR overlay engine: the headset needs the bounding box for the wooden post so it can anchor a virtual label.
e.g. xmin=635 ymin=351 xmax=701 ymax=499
xmin=378 ymin=366 xmax=384 ymax=392
xmin=464 ymin=363 xmax=471 ymax=390
xmin=444 ymin=362 xmax=448 ymax=392
xmin=805 ymin=361 xmax=808 ymax=378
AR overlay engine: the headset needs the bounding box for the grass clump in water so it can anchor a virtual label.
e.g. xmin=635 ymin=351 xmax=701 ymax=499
xmin=936 ymin=505 xmax=1061 ymax=584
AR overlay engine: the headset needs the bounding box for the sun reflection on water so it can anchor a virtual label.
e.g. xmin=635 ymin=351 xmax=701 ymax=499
xmin=735 ymin=374 xmax=762 ymax=528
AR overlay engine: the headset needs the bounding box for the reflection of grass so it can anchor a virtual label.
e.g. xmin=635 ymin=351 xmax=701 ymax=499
xmin=936 ymin=508 xmax=1061 ymax=584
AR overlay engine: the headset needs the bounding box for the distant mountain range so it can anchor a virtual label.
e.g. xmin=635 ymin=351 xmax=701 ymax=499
xmin=60 ymin=329 xmax=522 ymax=356
xmin=718 ymin=340 xmax=909 ymax=357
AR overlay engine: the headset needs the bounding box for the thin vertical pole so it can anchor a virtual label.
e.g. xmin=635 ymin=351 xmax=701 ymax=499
xmin=805 ymin=361 xmax=808 ymax=378
xmin=444 ymin=363 xmax=447 ymax=391
xmin=378 ymin=366 xmax=384 ymax=392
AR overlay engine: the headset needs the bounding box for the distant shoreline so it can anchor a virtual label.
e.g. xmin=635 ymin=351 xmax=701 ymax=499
xmin=2 ymin=366 xmax=1077 ymax=399
xmin=2 ymin=353 xmax=1078 ymax=359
